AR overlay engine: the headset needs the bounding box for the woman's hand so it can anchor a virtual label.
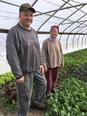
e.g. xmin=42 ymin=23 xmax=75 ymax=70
xmin=39 ymin=65 xmax=45 ymax=75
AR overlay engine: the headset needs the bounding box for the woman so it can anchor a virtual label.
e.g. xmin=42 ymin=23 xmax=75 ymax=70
xmin=42 ymin=25 xmax=64 ymax=95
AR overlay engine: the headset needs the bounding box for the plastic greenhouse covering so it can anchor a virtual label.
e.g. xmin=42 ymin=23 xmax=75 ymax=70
xmin=0 ymin=0 xmax=87 ymax=74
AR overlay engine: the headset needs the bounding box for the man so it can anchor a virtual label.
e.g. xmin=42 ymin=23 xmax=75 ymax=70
xmin=42 ymin=25 xmax=64 ymax=96
xmin=6 ymin=3 xmax=47 ymax=116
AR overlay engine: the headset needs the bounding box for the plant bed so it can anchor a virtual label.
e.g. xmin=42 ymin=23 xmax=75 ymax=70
xmin=45 ymin=77 xmax=87 ymax=116
xmin=72 ymin=63 xmax=87 ymax=82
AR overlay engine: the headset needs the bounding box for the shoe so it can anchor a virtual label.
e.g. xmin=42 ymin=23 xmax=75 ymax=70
xmin=46 ymin=91 xmax=51 ymax=98
xmin=51 ymin=88 xmax=56 ymax=93
xmin=32 ymin=101 xmax=46 ymax=110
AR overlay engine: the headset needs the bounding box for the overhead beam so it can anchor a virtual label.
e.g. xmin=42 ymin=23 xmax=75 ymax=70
xmin=35 ymin=2 xmax=87 ymax=16
xmin=32 ymin=0 xmax=38 ymax=6
xmin=0 ymin=29 xmax=8 ymax=33
xmin=38 ymin=31 xmax=87 ymax=35
xmin=37 ymin=0 xmax=70 ymax=31
xmin=0 ymin=29 xmax=87 ymax=35
xmin=0 ymin=0 xmax=19 ymax=7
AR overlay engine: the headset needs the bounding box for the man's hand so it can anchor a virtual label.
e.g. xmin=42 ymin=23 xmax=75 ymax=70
xmin=39 ymin=65 xmax=45 ymax=75
xmin=16 ymin=76 xmax=24 ymax=84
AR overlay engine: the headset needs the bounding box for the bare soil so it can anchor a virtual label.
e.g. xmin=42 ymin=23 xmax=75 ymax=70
xmin=0 ymin=108 xmax=44 ymax=116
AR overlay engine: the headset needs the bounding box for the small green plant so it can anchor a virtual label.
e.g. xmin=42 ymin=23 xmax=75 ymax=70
xmin=0 ymin=72 xmax=16 ymax=112
xmin=2 ymin=97 xmax=17 ymax=112
xmin=0 ymin=72 xmax=15 ymax=85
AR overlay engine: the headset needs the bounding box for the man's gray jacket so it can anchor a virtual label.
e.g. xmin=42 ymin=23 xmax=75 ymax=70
xmin=6 ymin=24 xmax=43 ymax=79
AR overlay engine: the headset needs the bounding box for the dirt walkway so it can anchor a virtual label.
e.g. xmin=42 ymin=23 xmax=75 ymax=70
xmin=0 ymin=108 xmax=44 ymax=116
xmin=0 ymin=95 xmax=45 ymax=116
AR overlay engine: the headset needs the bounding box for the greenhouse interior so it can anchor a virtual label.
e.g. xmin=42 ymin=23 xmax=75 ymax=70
xmin=0 ymin=0 xmax=87 ymax=116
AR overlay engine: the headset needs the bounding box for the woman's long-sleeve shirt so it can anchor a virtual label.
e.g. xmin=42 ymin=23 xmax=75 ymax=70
xmin=42 ymin=38 xmax=64 ymax=68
